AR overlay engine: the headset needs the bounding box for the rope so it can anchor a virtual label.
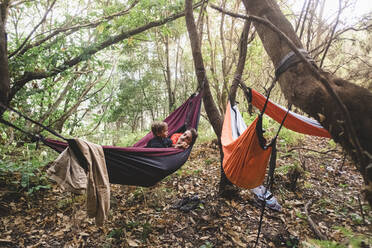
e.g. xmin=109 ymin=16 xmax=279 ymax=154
xmin=0 ymin=102 xmax=67 ymax=141
xmin=0 ymin=118 xmax=41 ymax=141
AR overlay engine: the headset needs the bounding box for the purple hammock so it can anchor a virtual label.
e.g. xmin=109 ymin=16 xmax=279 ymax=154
xmin=43 ymin=92 xmax=202 ymax=187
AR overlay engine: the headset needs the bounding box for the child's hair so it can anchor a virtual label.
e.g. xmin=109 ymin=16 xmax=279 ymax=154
xmin=188 ymin=128 xmax=198 ymax=144
xmin=151 ymin=121 xmax=167 ymax=136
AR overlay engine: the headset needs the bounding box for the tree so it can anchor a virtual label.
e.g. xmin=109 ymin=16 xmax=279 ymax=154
xmin=241 ymin=0 xmax=372 ymax=205
xmin=185 ymin=0 xmax=252 ymax=195
xmin=186 ymin=0 xmax=372 ymax=204
xmin=0 ymin=0 xmax=202 ymax=111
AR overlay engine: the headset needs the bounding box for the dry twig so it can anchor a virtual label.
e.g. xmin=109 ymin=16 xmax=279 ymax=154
xmin=304 ymin=199 xmax=327 ymax=240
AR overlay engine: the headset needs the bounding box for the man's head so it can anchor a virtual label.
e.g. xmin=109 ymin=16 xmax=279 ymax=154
xmin=177 ymin=128 xmax=198 ymax=145
xmin=151 ymin=121 xmax=168 ymax=138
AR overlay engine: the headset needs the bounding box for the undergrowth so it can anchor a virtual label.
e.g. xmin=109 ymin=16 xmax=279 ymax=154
xmin=0 ymin=141 xmax=55 ymax=195
xmin=303 ymin=226 xmax=371 ymax=248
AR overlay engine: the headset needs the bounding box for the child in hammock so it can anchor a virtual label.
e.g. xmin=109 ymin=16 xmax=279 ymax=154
xmin=146 ymin=121 xmax=197 ymax=149
xmin=146 ymin=121 xmax=173 ymax=148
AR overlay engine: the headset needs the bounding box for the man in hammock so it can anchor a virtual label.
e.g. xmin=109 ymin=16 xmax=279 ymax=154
xmin=171 ymin=128 xmax=198 ymax=149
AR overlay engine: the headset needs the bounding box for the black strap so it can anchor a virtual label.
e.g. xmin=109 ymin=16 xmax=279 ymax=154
xmin=259 ymin=76 xmax=278 ymax=118
xmin=239 ymin=82 xmax=253 ymax=114
xmin=275 ymin=49 xmax=315 ymax=78
xmin=267 ymin=103 xmax=292 ymax=148
xmin=0 ymin=117 xmax=42 ymax=142
xmin=254 ymin=104 xmax=291 ymax=248
xmin=0 ymin=102 xmax=67 ymax=141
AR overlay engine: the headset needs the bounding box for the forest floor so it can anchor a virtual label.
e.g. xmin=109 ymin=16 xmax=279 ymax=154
xmin=0 ymin=136 xmax=371 ymax=247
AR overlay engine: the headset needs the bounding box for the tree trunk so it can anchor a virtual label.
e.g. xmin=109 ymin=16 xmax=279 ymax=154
xmin=185 ymin=0 xmax=234 ymax=194
xmin=243 ymin=0 xmax=372 ymax=204
xmin=186 ymin=0 xmax=257 ymax=196
xmin=185 ymin=0 xmax=223 ymax=137
xmin=164 ymin=35 xmax=176 ymax=112
xmin=0 ymin=3 xmax=9 ymax=108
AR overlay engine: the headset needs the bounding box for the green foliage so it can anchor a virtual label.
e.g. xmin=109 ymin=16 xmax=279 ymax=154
xmin=117 ymin=131 xmax=149 ymax=147
xmin=124 ymin=221 xmax=153 ymax=241
xmin=303 ymin=226 xmax=372 ymax=248
xmin=303 ymin=240 xmax=343 ymax=248
xmin=0 ymin=142 xmax=55 ymax=195
xmin=107 ymin=228 xmax=124 ymax=239
xmin=276 ymin=163 xmax=299 ymax=175
xmin=328 ymin=140 xmax=337 ymax=149
xmin=196 ymin=118 xmax=217 ymax=143
xmin=200 ymin=241 xmax=214 ymax=248
xmin=6 ymin=0 xmax=194 ymax=144
xmin=295 ymin=211 xmax=306 ymax=220
xmin=204 ymin=158 xmax=216 ymax=166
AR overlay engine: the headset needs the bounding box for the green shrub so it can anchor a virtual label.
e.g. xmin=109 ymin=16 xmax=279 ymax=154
xmin=0 ymin=142 xmax=55 ymax=195
xmin=303 ymin=226 xmax=372 ymax=248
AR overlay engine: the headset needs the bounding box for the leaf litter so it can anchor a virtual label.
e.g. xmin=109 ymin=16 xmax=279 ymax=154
xmin=0 ymin=136 xmax=371 ymax=247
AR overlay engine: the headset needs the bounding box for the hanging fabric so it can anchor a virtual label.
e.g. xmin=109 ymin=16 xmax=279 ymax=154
xmin=0 ymin=91 xmax=202 ymax=187
xmin=247 ymin=88 xmax=331 ymax=138
xmin=222 ymin=102 xmax=273 ymax=189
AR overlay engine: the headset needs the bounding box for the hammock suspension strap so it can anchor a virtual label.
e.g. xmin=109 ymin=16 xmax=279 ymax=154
xmin=275 ymin=48 xmax=315 ymax=78
xmin=239 ymin=77 xmax=293 ymax=248
xmin=0 ymin=102 xmax=67 ymax=141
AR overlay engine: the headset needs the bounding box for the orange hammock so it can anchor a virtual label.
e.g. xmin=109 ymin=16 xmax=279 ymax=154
xmin=249 ymin=88 xmax=331 ymax=138
xmin=222 ymin=102 xmax=273 ymax=189
xmin=222 ymin=92 xmax=330 ymax=189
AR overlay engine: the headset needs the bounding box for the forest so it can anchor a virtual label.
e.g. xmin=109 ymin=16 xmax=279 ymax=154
xmin=0 ymin=0 xmax=371 ymax=247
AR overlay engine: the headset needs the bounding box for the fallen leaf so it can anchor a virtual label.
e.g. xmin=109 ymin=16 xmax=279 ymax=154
xmin=127 ymin=238 xmax=139 ymax=247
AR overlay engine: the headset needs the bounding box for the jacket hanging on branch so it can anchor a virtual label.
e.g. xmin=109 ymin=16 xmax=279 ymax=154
xmin=47 ymin=138 xmax=110 ymax=226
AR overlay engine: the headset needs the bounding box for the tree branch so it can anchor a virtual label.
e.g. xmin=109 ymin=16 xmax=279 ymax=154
xmin=8 ymin=0 xmax=57 ymax=58
xmin=305 ymin=199 xmax=327 ymax=240
xmin=320 ymin=0 xmax=342 ymax=68
xmin=0 ymin=1 xmax=10 ymax=107
xmin=185 ymin=0 xmax=223 ymax=136
xmin=229 ymin=17 xmax=251 ymax=105
xmin=12 ymin=0 xmax=139 ymax=57
xmin=9 ymin=1 xmax=203 ymax=102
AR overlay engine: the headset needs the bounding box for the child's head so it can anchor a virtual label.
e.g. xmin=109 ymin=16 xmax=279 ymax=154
xmin=177 ymin=128 xmax=198 ymax=146
xmin=151 ymin=121 xmax=168 ymax=138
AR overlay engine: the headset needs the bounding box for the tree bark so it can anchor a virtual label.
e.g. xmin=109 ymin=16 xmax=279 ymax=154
xmin=185 ymin=0 xmax=223 ymax=137
xmin=164 ymin=35 xmax=176 ymax=112
xmin=186 ymin=0 xmax=258 ymax=196
xmin=0 ymin=2 xmax=10 ymax=107
xmin=229 ymin=19 xmax=251 ymax=105
xmin=242 ymin=0 xmax=372 ymax=204
xmin=185 ymin=0 xmax=230 ymax=193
